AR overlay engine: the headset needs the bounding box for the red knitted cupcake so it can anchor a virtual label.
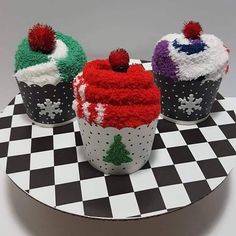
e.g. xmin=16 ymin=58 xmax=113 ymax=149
xmin=73 ymin=49 xmax=161 ymax=175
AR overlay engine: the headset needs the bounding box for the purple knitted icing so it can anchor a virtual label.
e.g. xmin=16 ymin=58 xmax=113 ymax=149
xmin=152 ymin=40 xmax=178 ymax=79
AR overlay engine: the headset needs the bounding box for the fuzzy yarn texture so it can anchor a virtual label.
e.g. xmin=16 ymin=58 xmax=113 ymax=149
xmin=15 ymin=31 xmax=87 ymax=83
xmin=73 ymin=59 xmax=161 ymax=129
xmin=152 ymin=32 xmax=229 ymax=81
xmin=28 ymin=24 xmax=56 ymax=54
xmin=182 ymin=21 xmax=203 ymax=39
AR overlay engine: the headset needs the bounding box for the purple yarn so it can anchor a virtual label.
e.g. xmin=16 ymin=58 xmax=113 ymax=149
xmin=152 ymin=40 xmax=178 ymax=79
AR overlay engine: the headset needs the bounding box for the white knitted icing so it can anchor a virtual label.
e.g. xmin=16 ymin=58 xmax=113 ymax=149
xmin=161 ymin=33 xmax=229 ymax=81
xmin=15 ymin=61 xmax=60 ymax=86
xmin=15 ymin=39 xmax=68 ymax=86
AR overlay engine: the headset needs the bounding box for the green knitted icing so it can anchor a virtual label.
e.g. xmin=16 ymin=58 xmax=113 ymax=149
xmin=15 ymin=32 xmax=87 ymax=82
xmin=56 ymin=32 xmax=87 ymax=82
xmin=15 ymin=38 xmax=49 ymax=71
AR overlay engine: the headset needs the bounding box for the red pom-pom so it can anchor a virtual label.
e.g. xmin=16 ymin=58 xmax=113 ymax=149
xmin=28 ymin=23 xmax=56 ymax=54
xmin=109 ymin=48 xmax=130 ymax=72
xmin=182 ymin=21 xmax=203 ymax=39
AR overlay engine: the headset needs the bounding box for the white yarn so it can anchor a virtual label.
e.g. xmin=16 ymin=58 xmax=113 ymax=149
xmin=82 ymin=102 xmax=90 ymax=120
xmin=15 ymin=39 xmax=68 ymax=86
xmin=79 ymin=83 xmax=87 ymax=102
xmin=160 ymin=33 xmax=229 ymax=81
xmin=95 ymin=103 xmax=106 ymax=125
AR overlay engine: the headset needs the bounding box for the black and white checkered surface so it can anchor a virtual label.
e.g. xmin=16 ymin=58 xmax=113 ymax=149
xmin=0 ymin=60 xmax=236 ymax=220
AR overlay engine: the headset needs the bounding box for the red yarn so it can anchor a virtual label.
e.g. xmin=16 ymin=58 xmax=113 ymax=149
xmin=28 ymin=23 xmax=56 ymax=53
xmin=73 ymin=59 xmax=161 ymax=128
xmin=109 ymin=48 xmax=129 ymax=72
xmin=182 ymin=21 xmax=203 ymax=39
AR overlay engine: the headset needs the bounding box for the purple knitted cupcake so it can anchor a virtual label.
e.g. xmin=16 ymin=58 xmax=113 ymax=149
xmin=152 ymin=21 xmax=230 ymax=124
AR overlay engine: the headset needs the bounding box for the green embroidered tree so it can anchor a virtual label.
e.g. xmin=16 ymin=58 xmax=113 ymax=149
xmin=103 ymin=134 xmax=133 ymax=166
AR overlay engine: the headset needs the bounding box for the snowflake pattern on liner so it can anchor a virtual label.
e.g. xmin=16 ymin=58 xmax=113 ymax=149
xmin=178 ymin=94 xmax=202 ymax=115
xmin=37 ymin=99 xmax=62 ymax=119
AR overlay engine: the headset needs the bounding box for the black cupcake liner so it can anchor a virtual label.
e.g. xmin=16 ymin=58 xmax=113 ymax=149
xmin=154 ymin=73 xmax=222 ymax=124
xmin=16 ymin=80 xmax=75 ymax=126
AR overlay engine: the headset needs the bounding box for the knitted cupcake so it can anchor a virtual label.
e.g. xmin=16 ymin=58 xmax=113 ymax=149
xmin=14 ymin=23 xmax=87 ymax=127
xmin=73 ymin=49 xmax=161 ymax=175
xmin=152 ymin=21 xmax=230 ymax=124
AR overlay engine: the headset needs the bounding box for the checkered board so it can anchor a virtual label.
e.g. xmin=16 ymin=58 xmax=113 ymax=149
xmin=0 ymin=60 xmax=236 ymax=220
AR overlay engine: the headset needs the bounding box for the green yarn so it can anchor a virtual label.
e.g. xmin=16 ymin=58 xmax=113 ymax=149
xmin=56 ymin=32 xmax=87 ymax=82
xmin=15 ymin=31 xmax=87 ymax=82
xmin=103 ymin=135 xmax=133 ymax=166
xmin=15 ymin=38 xmax=49 ymax=71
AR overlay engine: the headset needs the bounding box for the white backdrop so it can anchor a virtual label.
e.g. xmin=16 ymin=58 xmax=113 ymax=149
xmin=0 ymin=1 xmax=236 ymax=235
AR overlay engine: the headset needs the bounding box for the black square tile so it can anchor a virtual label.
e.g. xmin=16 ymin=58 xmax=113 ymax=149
xmin=197 ymin=116 xmax=216 ymax=128
xmin=0 ymin=142 xmax=9 ymax=158
xmin=216 ymin=93 xmax=224 ymax=100
xmin=152 ymin=134 xmax=165 ymax=150
xmin=219 ymin=124 xmax=236 ymax=139
xmin=105 ymin=175 xmax=133 ymax=196
xmin=79 ymin=161 xmax=104 ymax=180
xmin=211 ymin=100 xmax=225 ymax=113
xmin=54 ymin=147 xmax=77 ymax=166
xmin=140 ymin=60 xmax=150 ymax=63
xmin=209 ymin=140 xmax=236 ymax=157
xmin=55 ymin=181 xmax=82 ymax=206
xmin=6 ymin=154 xmax=30 ymax=174
xmin=31 ymin=136 xmax=53 ymax=153
xmin=83 ymin=198 xmax=112 ymax=218
xmin=141 ymin=161 xmax=151 ymax=170
xmin=157 ymin=119 xmax=178 ymax=133
xmin=184 ymin=180 xmax=211 ymax=202
xmin=198 ymin=159 xmax=227 ymax=178
xmin=181 ymin=129 xmax=206 ymax=145
xmin=227 ymin=111 xmax=236 ymax=122
xmin=167 ymin=146 xmax=195 ymax=164
xmin=13 ymin=104 xmax=26 ymax=115
xmin=53 ymin=123 xmax=74 ymax=135
xmin=0 ymin=116 xmax=12 ymax=129
xmin=152 ymin=166 xmax=182 ymax=187
xmin=10 ymin=126 xmax=32 ymax=141
xmin=8 ymin=98 xmax=15 ymax=105
xmin=30 ymin=167 xmax=55 ymax=189
xmin=75 ymin=132 xmax=83 ymax=146
xmin=135 ymin=188 xmax=166 ymax=214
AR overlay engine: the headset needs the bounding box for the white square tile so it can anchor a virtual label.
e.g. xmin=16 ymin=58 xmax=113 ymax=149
xmin=130 ymin=169 xmax=158 ymax=191
xmin=219 ymin=155 xmax=236 ymax=174
xmin=31 ymin=124 xmax=53 ymax=138
xmin=81 ymin=177 xmax=108 ymax=201
xmin=207 ymin=177 xmax=225 ymax=190
xmin=73 ymin=121 xmax=80 ymax=132
xmin=8 ymin=171 xmax=30 ymax=190
xmin=219 ymin=98 xmax=236 ymax=112
xmin=141 ymin=209 xmax=168 ymax=217
xmin=129 ymin=59 xmax=141 ymax=65
xmin=175 ymin=162 xmax=205 ymax=183
xmin=53 ymin=133 xmax=76 ymax=150
xmin=0 ymin=128 xmax=11 ymax=142
xmin=189 ymin=143 xmax=217 ymax=161
xmin=159 ymin=184 xmax=191 ymax=209
xmin=0 ymin=157 xmax=7 ymax=171
xmin=15 ymin=94 xmax=23 ymax=104
xmin=29 ymin=186 xmax=55 ymax=206
xmin=76 ymin=146 xmax=87 ymax=163
xmin=160 ymin=131 xmax=186 ymax=148
xmin=30 ymin=150 xmax=54 ymax=170
xmin=176 ymin=124 xmax=198 ymax=131
xmin=57 ymin=202 xmax=84 ymax=215
xmin=210 ymin=111 xmax=234 ymax=125
xmin=54 ymin=163 xmax=80 ymax=185
xmin=109 ymin=193 xmax=140 ymax=218
xmin=149 ymin=149 xmax=174 ymax=168
xmin=11 ymin=114 xmax=32 ymax=127
xmin=8 ymin=139 xmax=31 ymax=156
xmin=200 ymin=126 xmax=226 ymax=142
xmin=142 ymin=62 xmax=152 ymax=70
xmin=2 ymin=105 xmax=14 ymax=117
xmin=229 ymin=138 xmax=236 ymax=151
